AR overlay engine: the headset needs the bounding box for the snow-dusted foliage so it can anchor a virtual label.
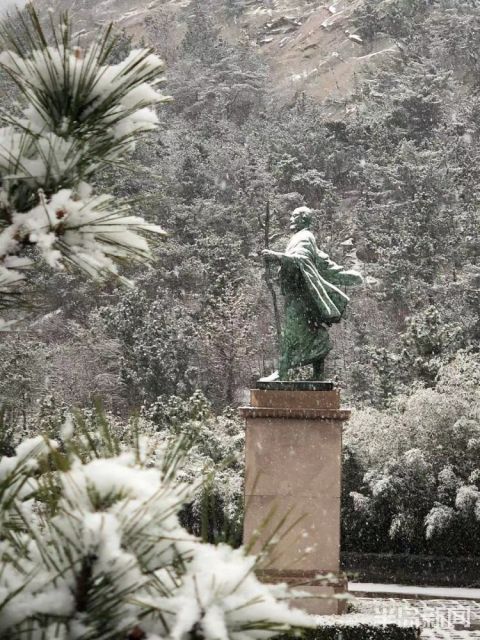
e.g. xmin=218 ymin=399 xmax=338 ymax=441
xmin=0 ymin=7 xmax=169 ymax=322
xmin=0 ymin=419 xmax=313 ymax=639
xmin=143 ymin=391 xmax=245 ymax=544
xmin=343 ymin=351 xmax=480 ymax=555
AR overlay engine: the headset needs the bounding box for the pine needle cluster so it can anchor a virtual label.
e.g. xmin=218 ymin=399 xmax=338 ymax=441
xmin=0 ymin=413 xmax=313 ymax=639
xmin=0 ymin=6 xmax=169 ymax=324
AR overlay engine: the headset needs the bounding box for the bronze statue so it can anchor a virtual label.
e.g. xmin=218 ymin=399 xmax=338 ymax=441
xmin=262 ymin=206 xmax=362 ymax=380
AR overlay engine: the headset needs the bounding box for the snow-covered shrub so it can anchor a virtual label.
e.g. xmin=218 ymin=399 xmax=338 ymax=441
xmin=0 ymin=6 xmax=169 ymax=324
xmin=0 ymin=389 xmax=245 ymax=547
xmin=143 ymin=391 xmax=245 ymax=545
xmin=343 ymin=351 xmax=480 ymax=555
xmin=425 ymin=504 xmax=455 ymax=540
xmin=0 ymin=416 xmax=312 ymax=639
xmin=301 ymin=620 xmax=420 ymax=640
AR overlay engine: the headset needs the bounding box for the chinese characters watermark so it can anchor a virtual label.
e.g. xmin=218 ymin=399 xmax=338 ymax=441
xmin=373 ymin=602 xmax=472 ymax=629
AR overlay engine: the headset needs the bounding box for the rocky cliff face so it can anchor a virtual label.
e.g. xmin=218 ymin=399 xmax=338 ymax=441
xmin=245 ymin=0 xmax=399 ymax=104
xmin=45 ymin=0 xmax=395 ymax=104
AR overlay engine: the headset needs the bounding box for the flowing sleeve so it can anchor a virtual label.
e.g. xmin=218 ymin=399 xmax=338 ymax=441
xmin=285 ymin=231 xmax=347 ymax=322
xmin=315 ymin=242 xmax=363 ymax=287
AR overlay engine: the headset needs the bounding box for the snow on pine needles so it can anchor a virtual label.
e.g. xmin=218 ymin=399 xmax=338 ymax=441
xmin=0 ymin=419 xmax=314 ymax=638
xmin=0 ymin=6 xmax=170 ymax=324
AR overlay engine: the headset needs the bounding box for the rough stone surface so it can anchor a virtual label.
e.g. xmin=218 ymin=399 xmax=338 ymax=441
xmin=242 ymin=388 xmax=349 ymax=615
xmin=251 ymin=388 xmax=340 ymax=409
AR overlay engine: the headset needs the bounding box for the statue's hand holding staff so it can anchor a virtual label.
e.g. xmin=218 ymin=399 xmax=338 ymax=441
xmin=262 ymin=249 xmax=284 ymax=261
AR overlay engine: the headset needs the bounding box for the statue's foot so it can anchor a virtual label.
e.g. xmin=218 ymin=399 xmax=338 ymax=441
xmin=259 ymin=370 xmax=279 ymax=382
xmin=312 ymin=359 xmax=326 ymax=380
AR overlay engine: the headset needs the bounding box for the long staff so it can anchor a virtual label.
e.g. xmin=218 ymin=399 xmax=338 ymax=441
xmin=261 ymin=200 xmax=282 ymax=346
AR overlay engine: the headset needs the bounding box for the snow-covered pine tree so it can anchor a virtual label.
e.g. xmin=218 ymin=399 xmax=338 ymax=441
xmin=0 ymin=414 xmax=313 ymax=638
xmin=0 ymin=6 xmax=168 ymax=326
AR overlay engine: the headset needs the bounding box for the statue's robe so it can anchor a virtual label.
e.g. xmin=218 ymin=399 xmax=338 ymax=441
xmin=279 ymin=229 xmax=362 ymax=371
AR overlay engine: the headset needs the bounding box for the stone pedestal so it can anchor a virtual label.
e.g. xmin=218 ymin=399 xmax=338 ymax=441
xmin=239 ymin=381 xmax=349 ymax=615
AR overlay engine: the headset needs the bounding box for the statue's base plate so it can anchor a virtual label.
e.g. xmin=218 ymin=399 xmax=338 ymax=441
xmin=255 ymin=380 xmax=334 ymax=391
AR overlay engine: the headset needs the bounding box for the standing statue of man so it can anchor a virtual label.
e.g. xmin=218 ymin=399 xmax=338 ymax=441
xmin=262 ymin=206 xmax=362 ymax=380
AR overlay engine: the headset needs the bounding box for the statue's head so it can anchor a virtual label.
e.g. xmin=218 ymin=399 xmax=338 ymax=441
xmin=290 ymin=206 xmax=312 ymax=232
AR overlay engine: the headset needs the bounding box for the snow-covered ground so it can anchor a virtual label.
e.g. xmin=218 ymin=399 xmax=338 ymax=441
xmin=350 ymin=583 xmax=480 ymax=601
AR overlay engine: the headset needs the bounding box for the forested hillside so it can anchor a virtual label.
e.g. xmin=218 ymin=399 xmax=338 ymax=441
xmin=2 ymin=0 xmax=480 ymax=555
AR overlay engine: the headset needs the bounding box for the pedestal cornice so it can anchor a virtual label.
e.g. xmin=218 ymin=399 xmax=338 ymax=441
xmin=239 ymin=406 xmax=351 ymax=420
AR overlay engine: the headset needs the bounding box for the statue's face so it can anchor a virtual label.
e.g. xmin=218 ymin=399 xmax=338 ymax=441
xmin=290 ymin=210 xmax=308 ymax=232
